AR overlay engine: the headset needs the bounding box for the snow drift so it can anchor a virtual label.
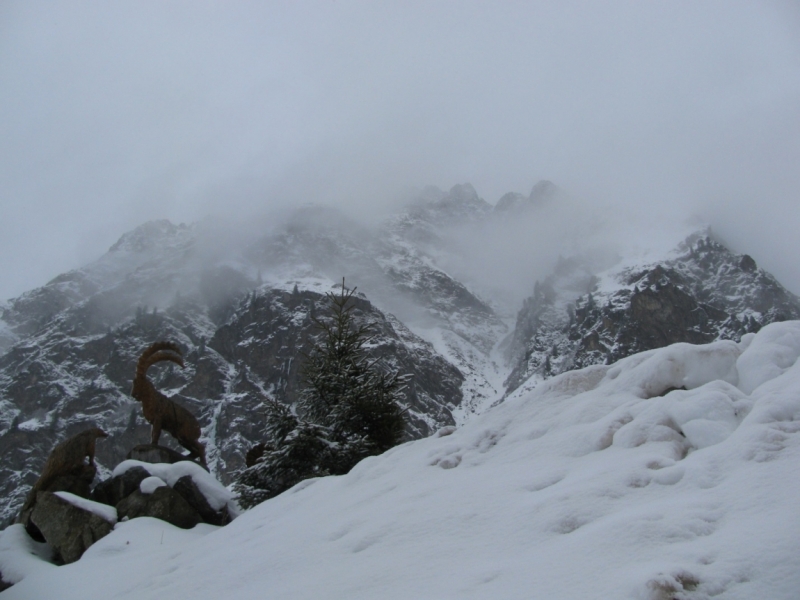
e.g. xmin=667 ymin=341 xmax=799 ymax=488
xmin=3 ymin=321 xmax=800 ymax=599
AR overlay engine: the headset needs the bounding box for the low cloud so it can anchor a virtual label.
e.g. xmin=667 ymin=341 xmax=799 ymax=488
xmin=1 ymin=1 xmax=799 ymax=300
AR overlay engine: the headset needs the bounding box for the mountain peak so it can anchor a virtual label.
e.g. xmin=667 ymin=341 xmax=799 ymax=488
xmin=504 ymin=230 xmax=800 ymax=394
xmin=494 ymin=180 xmax=559 ymax=214
xmin=432 ymin=183 xmax=491 ymax=220
xmin=108 ymin=220 xmax=190 ymax=254
xmin=447 ymin=183 xmax=480 ymax=204
xmin=529 ymin=179 xmax=557 ymax=203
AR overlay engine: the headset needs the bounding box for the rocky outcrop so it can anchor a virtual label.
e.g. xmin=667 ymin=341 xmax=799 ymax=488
xmin=116 ymin=487 xmax=200 ymax=530
xmin=29 ymin=492 xmax=114 ymax=564
xmin=11 ymin=421 xmax=239 ymax=562
xmin=16 ymin=464 xmax=98 ymax=542
xmin=172 ymin=475 xmax=231 ymax=526
xmin=91 ymin=466 xmax=150 ymax=508
xmin=10 ymin=446 xmax=235 ymax=568
xmin=505 ymin=232 xmax=800 ymax=393
xmin=90 ymin=448 xmax=236 ymax=529
xmin=93 ymin=463 xmax=231 ymax=530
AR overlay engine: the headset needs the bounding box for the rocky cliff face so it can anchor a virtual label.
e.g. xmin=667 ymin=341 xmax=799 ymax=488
xmin=504 ymin=231 xmax=800 ymax=394
xmin=0 ymin=186 xmax=506 ymax=526
xmin=0 ymin=281 xmax=464 ymax=526
xmin=3 ymin=181 xmax=797 ymax=528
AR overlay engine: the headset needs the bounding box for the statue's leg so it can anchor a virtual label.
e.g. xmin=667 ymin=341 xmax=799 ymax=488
xmin=151 ymin=422 xmax=161 ymax=445
xmin=186 ymin=440 xmax=207 ymax=466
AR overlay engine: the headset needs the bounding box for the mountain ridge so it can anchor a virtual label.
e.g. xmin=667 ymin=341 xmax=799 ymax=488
xmin=2 ymin=183 xmax=800 ymax=528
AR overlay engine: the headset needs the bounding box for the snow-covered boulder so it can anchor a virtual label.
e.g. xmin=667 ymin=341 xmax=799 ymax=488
xmin=91 ymin=465 xmax=151 ymax=507
xmin=29 ymin=492 xmax=115 ymax=564
xmin=116 ymin=487 xmax=200 ymax=530
xmin=93 ymin=459 xmax=237 ymax=529
xmin=109 ymin=460 xmax=238 ymax=521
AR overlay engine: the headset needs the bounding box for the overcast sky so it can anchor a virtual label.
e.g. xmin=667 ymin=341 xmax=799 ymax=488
xmin=1 ymin=1 xmax=800 ymax=301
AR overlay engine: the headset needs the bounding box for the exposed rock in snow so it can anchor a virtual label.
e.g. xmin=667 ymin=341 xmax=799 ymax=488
xmin=112 ymin=460 xmax=235 ymax=514
xmin=116 ymin=487 xmax=200 ymax=530
xmin=52 ymin=492 xmax=118 ymax=524
xmin=30 ymin=492 xmax=114 ymax=564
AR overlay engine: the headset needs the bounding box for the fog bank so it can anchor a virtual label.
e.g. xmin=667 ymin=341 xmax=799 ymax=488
xmin=1 ymin=1 xmax=799 ymax=299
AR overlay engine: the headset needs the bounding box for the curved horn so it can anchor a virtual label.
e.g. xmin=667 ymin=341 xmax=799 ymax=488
xmin=136 ymin=342 xmax=183 ymax=378
xmin=143 ymin=350 xmax=184 ymax=372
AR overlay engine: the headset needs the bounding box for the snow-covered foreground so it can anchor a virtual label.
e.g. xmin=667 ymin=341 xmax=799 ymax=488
xmin=4 ymin=323 xmax=800 ymax=599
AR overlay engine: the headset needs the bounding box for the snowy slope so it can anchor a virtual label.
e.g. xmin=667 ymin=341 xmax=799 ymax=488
xmin=4 ymin=321 xmax=800 ymax=599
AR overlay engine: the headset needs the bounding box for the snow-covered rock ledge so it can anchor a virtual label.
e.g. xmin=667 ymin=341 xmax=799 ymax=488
xmin=3 ymin=321 xmax=800 ymax=598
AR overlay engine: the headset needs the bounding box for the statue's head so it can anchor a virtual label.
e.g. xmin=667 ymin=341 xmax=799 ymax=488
xmin=130 ymin=378 xmax=144 ymax=401
xmin=91 ymin=427 xmax=109 ymax=438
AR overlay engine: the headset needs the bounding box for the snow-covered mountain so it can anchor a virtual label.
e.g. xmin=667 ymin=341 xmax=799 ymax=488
xmin=1 ymin=181 xmax=799 ymax=534
xmin=0 ymin=185 xmax=508 ymax=526
xmin=3 ymin=321 xmax=800 ymax=598
xmin=504 ymin=230 xmax=800 ymax=396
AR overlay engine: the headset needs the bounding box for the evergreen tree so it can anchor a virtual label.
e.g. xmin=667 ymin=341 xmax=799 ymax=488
xmin=234 ymin=398 xmax=336 ymax=508
xmin=234 ymin=279 xmax=407 ymax=509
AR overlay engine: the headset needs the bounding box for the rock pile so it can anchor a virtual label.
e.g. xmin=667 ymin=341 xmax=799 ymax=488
xmin=17 ymin=443 xmax=236 ymax=566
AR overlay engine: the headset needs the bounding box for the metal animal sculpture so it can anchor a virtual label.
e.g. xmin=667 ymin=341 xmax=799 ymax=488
xmin=17 ymin=427 xmax=108 ymax=521
xmin=131 ymin=342 xmax=206 ymax=466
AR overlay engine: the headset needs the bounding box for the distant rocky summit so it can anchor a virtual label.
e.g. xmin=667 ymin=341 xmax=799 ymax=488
xmin=504 ymin=231 xmax=800 ymax=394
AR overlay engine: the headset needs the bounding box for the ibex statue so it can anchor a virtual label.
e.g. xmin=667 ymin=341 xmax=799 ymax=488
xmin=131 ymin=342 xmax=206 ymax=466
xmin=18 ymin=427 xmax=108 ymax=522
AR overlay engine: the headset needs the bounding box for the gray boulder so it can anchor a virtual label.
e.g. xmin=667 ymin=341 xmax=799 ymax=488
xmin=29 ymin=492 xmax=114 ymax=564
xmin=172 ymin=475 xmax=231 ymax=526
xmin=90 ymin=466 xmax=150 ymax=507
xmin=116 ymin=486 xmax=200 ymax=529
xmin=18 ymin=464 xmax=97 ymax=542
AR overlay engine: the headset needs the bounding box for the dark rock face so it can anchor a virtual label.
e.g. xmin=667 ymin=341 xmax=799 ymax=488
xmin=565 ymin=266 xmax=733 ymax=371
xmin=505 ymin=233 xmax=800 ymax=393
xmin=29 ymin=492 xmax=114 ymax=564
xmin=116 ymin=487 xmax=200 ymax=530
xmin=91 ymin=466 xmax=150 ymax=508
xmin=0 ymin=284 xmax=463 ymax=525
xmin=0 ymin=193 xmax=514 ymax=524
xmin=17 ymin=464 xmax=98 ymax=542
xmin=172 ymin=475 xmax=231 ymax=526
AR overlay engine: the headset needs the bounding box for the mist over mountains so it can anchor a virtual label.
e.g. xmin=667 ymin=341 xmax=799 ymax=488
xmin=3 ymin=2 xmax=800 ymax=306
xmin=1 ymin=180 xmax=799 ymax=529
